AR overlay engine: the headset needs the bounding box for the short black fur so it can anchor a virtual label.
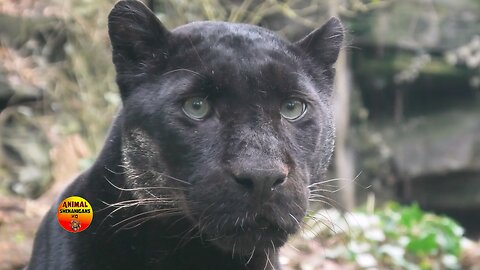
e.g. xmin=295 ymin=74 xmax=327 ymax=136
xmin=27 ymin=1 xmax=343 ymax=269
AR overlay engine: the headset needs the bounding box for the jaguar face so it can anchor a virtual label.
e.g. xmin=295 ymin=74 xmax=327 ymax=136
xmin=109 ymin=1 xmax=343 ymax=255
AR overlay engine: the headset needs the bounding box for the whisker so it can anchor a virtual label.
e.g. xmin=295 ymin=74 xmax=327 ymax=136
xmin=308 ymin=198 xmax=342 ymax=210
xmin=288 ymin=213 xmax=300 ymax=227
xmin=155 ymin=173 xmax=192 ymax=185
xmin=304 ymin=212 xmax=339 ymax=235
xmin=263 ymin=249 xmax=272 ymax=270
xmin=111 ymin=208 xmax=182 ymax=229
xmin=174 ymin=223 xmax=202 ymax=252
xmin=114 ymin=209 xmax=183 ymax=233
xmin=100 ymin=197 xmax=177 ymax=207
xmin=308 ymin=172 xmax=362 ymax=188
xmin=232 ymin=240 xmax=237 ymax=259
xmin=245 ymin=245 xmax=256 ymax=265
xmin=160 ymin=68 xmax=205 ymax=79
xmin=309 ymin=193 xmax=342 ymax=203
xmin=116 ymin=164 xmax=192 ymax=186
xmin=104 ymin=177 xmax=188 ymax=192
xmin=270 ymin=239 xmax=276 ymax=255
xmin=104 ymin=165 xmax=125 ymax=175
xmin=97 ymin=198 xmax=180 ymax=230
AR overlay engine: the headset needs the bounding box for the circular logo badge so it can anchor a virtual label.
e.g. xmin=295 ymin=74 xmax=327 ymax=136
xmin=57 ymin=196 xmax=93 ymax=233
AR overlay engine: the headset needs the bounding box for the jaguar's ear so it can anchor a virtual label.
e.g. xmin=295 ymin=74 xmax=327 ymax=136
xmin=108 ymin=0 xmax=170 ymax=91
xmin=295 ymin=17 xmax=344 ymax=67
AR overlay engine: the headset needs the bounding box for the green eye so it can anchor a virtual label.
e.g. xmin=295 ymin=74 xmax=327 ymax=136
xmin=280 ymin=99 xmax=307 ymax=121
xmin=182 ymin=97 xmax=210 ymax=120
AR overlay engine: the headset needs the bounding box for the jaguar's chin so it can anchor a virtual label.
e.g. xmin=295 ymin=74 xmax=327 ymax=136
xmin=207 ymin=225 xmax=292 ymax=255
xmin=198 ymin=213 xmax=302 ymax=255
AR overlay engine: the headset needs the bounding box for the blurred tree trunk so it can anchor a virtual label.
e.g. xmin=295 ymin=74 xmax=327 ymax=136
xmin=394 ymin=87 xmax=404 ymax=123
xmin=329 ymin=0 xmax=355 ymax=211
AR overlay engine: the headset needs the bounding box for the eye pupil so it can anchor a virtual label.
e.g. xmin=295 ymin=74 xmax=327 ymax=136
xmin=286 ymin=102 xmax=295 ymax=110
xmin=192 ymin=100 xmax=203 ymax=110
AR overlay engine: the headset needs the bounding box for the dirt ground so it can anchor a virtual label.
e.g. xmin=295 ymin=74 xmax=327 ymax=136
xmin=0 ymin=196 xmax=41 ymax=270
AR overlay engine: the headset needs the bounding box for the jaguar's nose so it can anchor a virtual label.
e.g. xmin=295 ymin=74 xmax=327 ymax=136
xmin=231 ymin=166 xmax=288 ymax=202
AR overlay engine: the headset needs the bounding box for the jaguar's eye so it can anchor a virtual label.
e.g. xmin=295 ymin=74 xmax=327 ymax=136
xmin=182 ymin=97 xmax=210 ymax=120
xmin=280 ymin=99 xmax=307 ymax=121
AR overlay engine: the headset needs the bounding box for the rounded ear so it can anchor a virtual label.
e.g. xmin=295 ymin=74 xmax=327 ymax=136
xmin=108 ymin=0 xmax=170 ymax=64
xmin=108 ymin=0 xmax=170 ymax=96
xmin=295 ymin=17 xmax=344 ymax=67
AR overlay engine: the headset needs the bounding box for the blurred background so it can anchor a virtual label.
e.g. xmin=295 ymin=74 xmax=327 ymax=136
xmin=0 ymin=0 xmax=479 ymax=269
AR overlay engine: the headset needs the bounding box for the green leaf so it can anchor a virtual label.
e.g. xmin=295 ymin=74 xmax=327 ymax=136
xmin=399 ymin=204 xmax=423 ymax=228
xmin=406 ymin=233 xmax=438 ymax=254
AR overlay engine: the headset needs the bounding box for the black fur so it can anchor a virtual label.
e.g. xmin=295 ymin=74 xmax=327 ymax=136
xmin=27 ymin=1 xmax=343 ymax=269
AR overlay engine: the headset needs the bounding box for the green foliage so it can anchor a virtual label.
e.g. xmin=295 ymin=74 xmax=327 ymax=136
xmin=308 ymin=202 xmax=465 ymax=269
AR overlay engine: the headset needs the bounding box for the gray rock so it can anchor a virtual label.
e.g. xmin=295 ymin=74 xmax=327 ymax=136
xmin=386 ymin=108 xmax=480 ymax=178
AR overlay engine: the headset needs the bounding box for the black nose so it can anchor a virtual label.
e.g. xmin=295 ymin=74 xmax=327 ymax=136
xmin=232 ymin=167 xmax=288 ymax=201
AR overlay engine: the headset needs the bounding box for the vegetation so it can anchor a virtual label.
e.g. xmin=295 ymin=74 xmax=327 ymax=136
xmin=307 ymin=202 xmax=465 ymax=269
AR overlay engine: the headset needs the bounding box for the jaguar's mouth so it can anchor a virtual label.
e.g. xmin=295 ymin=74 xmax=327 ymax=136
xmin=209 ymin=227 xmax=290 ymax=255
xmin=202 ymin=215 xmax=299 ymax=255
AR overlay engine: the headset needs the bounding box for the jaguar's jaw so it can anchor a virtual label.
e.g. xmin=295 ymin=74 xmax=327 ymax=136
xmin=189 ymin=207 xmax=304 ymax=256
xmin=205 ymin=223 xmax=293 ymax=256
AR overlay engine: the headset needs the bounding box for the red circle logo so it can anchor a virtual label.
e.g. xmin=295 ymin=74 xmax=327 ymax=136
xmin=57 ymin=196 xmax=93 ymax=233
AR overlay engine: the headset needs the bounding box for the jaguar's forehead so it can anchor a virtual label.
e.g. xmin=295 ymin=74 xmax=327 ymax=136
xmin=172 ymin=21 xmax=287 ymax=48
xmin=165 ymin=22 xmax=308 ymax=99
xmin=155 ymin=65 xmax=306 ymax=106
xmin=171 ymin=21 xmax=298 ymax=65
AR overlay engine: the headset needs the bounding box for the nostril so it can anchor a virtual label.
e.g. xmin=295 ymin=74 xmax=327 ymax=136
xmin=272 ymin=177 xmax=286 ymax=188
xmin=234 ymin=177 xmax=254 ymax=190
